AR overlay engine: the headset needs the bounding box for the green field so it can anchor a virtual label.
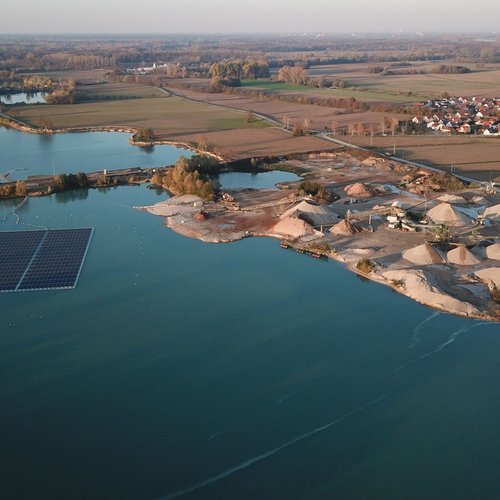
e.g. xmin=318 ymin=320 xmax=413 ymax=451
xmin=240 ymin=79 xmax=421 ymax=103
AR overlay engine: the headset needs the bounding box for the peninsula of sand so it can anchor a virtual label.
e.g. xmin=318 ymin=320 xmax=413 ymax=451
xmin=138 ymin=152 xmax=500 ymax=321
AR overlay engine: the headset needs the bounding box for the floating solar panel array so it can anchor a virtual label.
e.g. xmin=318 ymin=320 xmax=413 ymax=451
xmin=0 ymin=228 xmax=93 ymax=292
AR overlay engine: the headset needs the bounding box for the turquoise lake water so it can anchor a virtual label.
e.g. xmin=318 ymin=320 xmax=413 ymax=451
xmin=0 ymin=127 xmax=193 ymax=180
xmin=215 ymin=170 xmax=301 ymax=190
xmin=0 ymin=130 xmax=499 ymax=499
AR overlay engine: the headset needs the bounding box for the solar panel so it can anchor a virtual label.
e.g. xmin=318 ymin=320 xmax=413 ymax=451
xmin=0 ymin=228 xmax=93 ymax=292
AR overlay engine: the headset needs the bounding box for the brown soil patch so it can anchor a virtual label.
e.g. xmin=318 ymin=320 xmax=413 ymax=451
xmin=167 ymin=86 xmax=406 ymax=130
xmin=349 ymin=135 xmax=500 ymax=182
xmin=170 ymin=128 xmax=335 ymax=159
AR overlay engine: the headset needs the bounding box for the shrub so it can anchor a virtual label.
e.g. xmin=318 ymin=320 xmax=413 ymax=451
xmin=391 ymin=279 xmax=405 ymax=288
xmin=356 ymin=258 xmax=375 ymax=274
xmin=292 ymin=125 xmax=306 ymax=136
xmin=492 ymin=285 xmax=500 ymax=304
xmin=135 ymin=128 xmax=155 ymax=142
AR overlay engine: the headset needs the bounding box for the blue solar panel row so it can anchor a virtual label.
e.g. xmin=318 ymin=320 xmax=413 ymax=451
xmin=0 ymin=228 xmax=93 ymax=292
xmin=0 ymin=230 xmax=45 ymax=291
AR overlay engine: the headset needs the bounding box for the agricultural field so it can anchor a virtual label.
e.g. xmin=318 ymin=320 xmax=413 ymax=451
xmin=4 ymin=35 xmax=499 ymax=176
xmin=7 ymin=95 xmax=270 ymax=135
xmin=5 ymin=89 xmax=331 ymax=159
xmin=76 ymin=83 xmax=166 ymax=101
xmin=240 ymin=79 xmax=421 ymax=103
xmin=348 ymin=134 xmax=500 ymax=182
xmin=305 ymin=61 xmax=500 ymax=99
xmin=166 ymin=128 xmax=333 ymax=159
xmin=166 ymin=85 xmax=408 ymax=131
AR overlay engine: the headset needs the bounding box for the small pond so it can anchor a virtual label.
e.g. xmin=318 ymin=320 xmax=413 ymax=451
xmin=0 ymin=92 xmax=47 ymax=105
xmin=214 ymin=170 xmax=301 ymax=190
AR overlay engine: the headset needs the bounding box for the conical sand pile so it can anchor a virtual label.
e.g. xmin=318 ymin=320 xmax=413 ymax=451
xmin=472 ymin=196 xmax=488 ymax=205
xmin=447 ymin=246 xmax=481 ymax=266
xmin=330 ymin=219 xmax=361 ymax=236
xmin=271 ymin=216 xmax=317 ymax=238
xmin=437 ymin=194 xmax=466 ymax=204
xmin=402 ymin=243 xmax=446 ymax=265
xmin=481 ymin=203 xmax=500 ymax=222
xmin=427 ymin=202 xmax=471 ymax=226
xmin=344 ymin=183 xmax=372 ymax=198
xmin=281 ymin=200 xmax=339 ymax=226
xmin=485 ymin=243 xmax=500 ymax=260
xmin=475 ymin=268 xmax=500 ymax=288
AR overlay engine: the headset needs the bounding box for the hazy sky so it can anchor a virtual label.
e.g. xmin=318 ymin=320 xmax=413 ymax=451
xmin=2 ymin=0 xmax=499 ymax=34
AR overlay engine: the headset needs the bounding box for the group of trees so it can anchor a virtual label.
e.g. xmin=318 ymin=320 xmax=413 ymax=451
xmin=156 ymin=155 xmax=217 ymax=200
xmin=134 ymin=128 xmax=155 ymax=142
xmin=0 ymin=34 xmax=498 ymax=76
xmin=297 ymin=181 xmax=332 ymax=204
xmin=277 ymin=65 xmax=307 ymax=85
xmin=367 ymin=64 xmax=471 ymax=76
xmin=45 ymin=80 xmax=76 ymax=104
xmin=209 ymin=60 xmax=269 ymax=80
xmin=277 ymin=65 xmax=346 ymax=89
xmin=0 ymin=70 xmax=53 ymax=94
xmin=0 ymin=180 xmax=27 ymax=199
xmin=432 ymin=64 xmax=471 ymax=74
xmin=53 ymin=172 xmax=89 ymax=191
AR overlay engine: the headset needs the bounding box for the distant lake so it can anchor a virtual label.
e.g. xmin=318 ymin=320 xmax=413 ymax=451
xmin=0 ymin=92 xmax=47 ymax=104
xmin=0 ymin=127 xmax=193 ymax=179
xmin=215 ymin=170 xmax=301 ymax=189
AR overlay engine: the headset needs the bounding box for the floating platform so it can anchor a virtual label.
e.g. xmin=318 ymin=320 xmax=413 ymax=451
xmin=0 ymin=228 xmax=93 ymax=292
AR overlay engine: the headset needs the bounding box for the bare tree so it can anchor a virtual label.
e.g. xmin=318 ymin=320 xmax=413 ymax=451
xmin=390 ymin=117 xmax=399 ymax=137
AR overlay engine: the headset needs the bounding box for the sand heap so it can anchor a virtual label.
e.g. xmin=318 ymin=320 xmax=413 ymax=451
xmin=472 ymin=195 xmax=488 ymax=205
xmin=475 ymin=268 xmax=500 ymax=288
xmin=427 ymin=202 xmax=471 ymax=227
xmin=485 ymin=243 xmax=500 ymax=260
xmin=481 ymin=203 xmax=500 ymax=222
xmin=390 ymin=200 xmax=413 ymax=209
xmin=383 ymin=269 xmax=480 ymax=316
xmin=344 ymin=183 xmax=372 ymax=198
xmin=330 ymin=219 xmax=361 ymax=236
xmin=281 ymin=200 xmax=339 ymax=226
xmin=402 ymin=243 xmax=446 ymax=265
xmin=271 ymin=216 xmax=320 ymax=239
xmin=193 ymin=211 xmax=208 ymax=222
xmin=141 ymin=196 xmax=201 ymax=217
xmin=447 ymin=246 xmax=481 ymax=266
xmin=437 ymin=194 xmax=467 ymax=204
